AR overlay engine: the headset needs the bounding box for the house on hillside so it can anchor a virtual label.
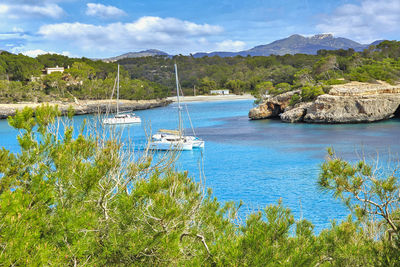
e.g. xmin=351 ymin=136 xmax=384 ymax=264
xmin=43 ymin=66 xmax=65 ymax=75
xmin=210 ymin=89 xmax=230 ymax=95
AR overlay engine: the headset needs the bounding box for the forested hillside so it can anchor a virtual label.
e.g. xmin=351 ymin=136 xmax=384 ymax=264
xmin=0 ymin=41 xmax=399 ymax=103
xmin=0 ymin=52 xmax=168 ymax=103
xmin=119 ymin=40 xmax=400 ymax=102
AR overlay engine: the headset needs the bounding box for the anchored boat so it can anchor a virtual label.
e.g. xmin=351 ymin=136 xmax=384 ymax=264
xmin=103 ymin=64 xmax=141 ymax=125
xmin=150 ymin=64 xmax=204 ymax=150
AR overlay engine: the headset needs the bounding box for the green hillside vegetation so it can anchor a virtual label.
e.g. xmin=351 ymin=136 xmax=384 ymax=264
xmin=118 ymin=41 xmax=400 ymax=102
xmin=0 ymin=41 xmax=400 ymax=103
xmin=0 ymin=106 xmax=399 ymax=265
xmin=0 ymin=52 xmax=168 ymax=103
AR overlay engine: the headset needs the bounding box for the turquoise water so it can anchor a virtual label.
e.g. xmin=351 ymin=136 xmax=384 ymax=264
xmin=1 ymin=100 xmax=399 ymax=232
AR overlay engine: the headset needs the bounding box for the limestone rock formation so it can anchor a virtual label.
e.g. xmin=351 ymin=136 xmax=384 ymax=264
xmin=304 ymin=92 xmax=400 ymax=123
xmin=280 ymin=102 xmax=313 ymax=123
xmin=249 ymin=81 xmax=400 ymax=123
xmin=248 ymin=90 xmax=300 ymax=120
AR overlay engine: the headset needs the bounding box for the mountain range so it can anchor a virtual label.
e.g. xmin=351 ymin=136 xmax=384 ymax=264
xmin=103 ymin=49 xmax=169 ymax=62
xmin=103 ymin=34 xmax=383 ymax=61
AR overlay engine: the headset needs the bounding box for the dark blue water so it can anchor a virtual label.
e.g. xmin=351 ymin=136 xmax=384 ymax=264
xmin=1 ymin=100 xmax=399 ymax=232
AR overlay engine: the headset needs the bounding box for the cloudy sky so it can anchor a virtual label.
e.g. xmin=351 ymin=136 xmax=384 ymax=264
xmin=0 ymin=0 xmax=399 ymax=58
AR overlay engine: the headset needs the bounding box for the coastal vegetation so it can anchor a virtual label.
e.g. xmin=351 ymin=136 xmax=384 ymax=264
xmin=1 ymin=41 xmax=400 ymax=104
xmin=0 ymin=105 xmax=399 ymax=265
xmin=118 ymin=40 xmax=400 ymax=103
xmin=0 ymin=52 xmax=168 ymax=103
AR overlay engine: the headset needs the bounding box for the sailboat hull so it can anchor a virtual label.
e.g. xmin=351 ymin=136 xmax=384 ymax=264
xmin=103 ymin=116 xmax=141 ymax=125
xmin=185 ymin=136 xmax=204 ymax=148
xmin=151 ymin=133 xmax=204 ymax=149
xmin=150 ymin=141 xmax=193 ymax=151
xmin=192 ymin=140 xmax=205 ymax=148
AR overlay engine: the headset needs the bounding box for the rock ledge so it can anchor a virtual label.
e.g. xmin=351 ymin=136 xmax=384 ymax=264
xmin=249 ymin=81 xmax=400 ymax=123
xmin=0 ymin=99 xmax=171 ymax=119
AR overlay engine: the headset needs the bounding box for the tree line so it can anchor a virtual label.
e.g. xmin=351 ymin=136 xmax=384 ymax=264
xmin=0 ymin=40 xmax=400 ymax=103
xmin=0 ymin=52 xmax=168 ymax=103
xmin=119 ymin=40 xmax=400 ymax=103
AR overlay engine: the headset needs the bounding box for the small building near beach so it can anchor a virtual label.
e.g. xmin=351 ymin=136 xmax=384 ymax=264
xmin=210 ymin=89 xmax=230 ymax=95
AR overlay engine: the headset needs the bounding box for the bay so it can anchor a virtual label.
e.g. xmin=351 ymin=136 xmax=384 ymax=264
xmin=1 ymin=99 xmax=399 ymax=232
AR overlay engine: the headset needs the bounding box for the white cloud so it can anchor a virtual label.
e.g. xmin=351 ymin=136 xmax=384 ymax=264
xmin=0 ymin=28 xmax=30 ymax=41
xmin=86 ymin=3 xmax=126 ymax=18
xmin=316 ymin=0 xmax=400 ymax=43
xmin=0 ymin=30 xmax=28 ymax=52
xmin=0 ymin=33 xmax=25 ymax=40
xmin=38 ymin=16 xmax=223 ymax=52
xmin=21 ymin=49 xmax=72 ymax=57
xmin=22 ymin=49 xmax=55 ymax=57
xmin=216 ymin=40 xmax=246 ymax=52
xmin=0 ymin=2 xmax=64 ymax=19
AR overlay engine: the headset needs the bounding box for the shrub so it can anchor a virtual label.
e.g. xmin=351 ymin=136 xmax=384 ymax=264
xmin=289 ymin=93 xmax=301 ymax=106
xmin=269 ymin=82 xmax=292 ymax=96
xmin=301 ymin=85 xmax=325 ymax=102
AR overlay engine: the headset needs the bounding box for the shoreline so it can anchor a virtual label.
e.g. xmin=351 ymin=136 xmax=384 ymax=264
xmin=0 ymin=99 xmax=171 ymax=119
xmin=167 ymin=94 xmax=255 ymax=103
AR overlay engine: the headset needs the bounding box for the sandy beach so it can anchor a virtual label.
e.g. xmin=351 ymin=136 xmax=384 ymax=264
xmin=167 ymin=94 xmax=255 ymax=103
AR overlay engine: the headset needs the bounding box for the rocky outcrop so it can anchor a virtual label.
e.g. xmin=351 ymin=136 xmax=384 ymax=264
xmin=303 ymin=93 xmax=400 ymax=123
xmin=280 ymin=102 xmax=313 ymax=123
xmin=0 ymin=99 xmax=171 ymax=119
xmin=249 ymin=81 xmax=400 ymax=123
xmin=248 ymin=90 xmax=300 ymax=120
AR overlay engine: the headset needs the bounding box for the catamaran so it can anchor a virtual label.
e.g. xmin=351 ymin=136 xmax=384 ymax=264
xmin=150 ymin=64 xmax=204 ymax=150
xmin=103 ymin=64 xmax=141 ymax=125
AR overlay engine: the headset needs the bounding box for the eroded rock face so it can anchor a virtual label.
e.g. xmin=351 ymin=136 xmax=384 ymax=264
xmin=304 ymin=94 xmax=400 ymax=123
xmin=249 ymin=81 xmax=400 ymax=123
xmin=280 ymin=102 xmax=313 ymax=123
xmin=248 ymin=90 xmax=300 ymax=120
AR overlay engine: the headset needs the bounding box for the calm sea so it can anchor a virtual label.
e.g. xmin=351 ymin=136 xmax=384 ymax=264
xmin=1 ymin=100 xmax=399 ymax=232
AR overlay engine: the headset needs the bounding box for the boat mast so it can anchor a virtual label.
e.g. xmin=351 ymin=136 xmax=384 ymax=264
xmin=116 ymin=64 xmax=120 ymax=114
xmin=174 ymin=63 xmax=182 ymax=134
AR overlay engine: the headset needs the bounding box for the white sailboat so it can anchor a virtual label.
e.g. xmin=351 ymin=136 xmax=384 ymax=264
xmin=150 ymin=64 xmax=204 ymax=151
xmin=103 ymin=64 xmax=141 ymax=125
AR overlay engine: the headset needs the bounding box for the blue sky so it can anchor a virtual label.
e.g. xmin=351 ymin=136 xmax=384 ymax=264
xmin=0 ymin=0 xmax=399 ymax=58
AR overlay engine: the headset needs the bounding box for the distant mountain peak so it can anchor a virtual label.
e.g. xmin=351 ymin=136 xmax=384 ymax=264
xmin=144 ymin=49 xmax=165 ymax=53
xmin=288 ymin=34 xmax=305 ymax=39
xmin=310 ymin=33 xmax=333 ymax=40
xmin=103 ymin=49 xmax=170 ymax=62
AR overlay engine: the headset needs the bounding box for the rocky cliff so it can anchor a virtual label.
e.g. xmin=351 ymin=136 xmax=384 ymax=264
xmin=249 ymin=81 xmax=400 ymax=123
xmin=248 ymin=90 xmax=300 ymax=120
xmin=0 ymin=99 xmax=171 ymax=119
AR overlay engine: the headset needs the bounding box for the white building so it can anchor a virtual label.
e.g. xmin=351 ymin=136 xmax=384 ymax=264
xmin=210 ymin=89 xmax=230 ymax=95
xmin=44 ymin=66 xmax=64 ymax=75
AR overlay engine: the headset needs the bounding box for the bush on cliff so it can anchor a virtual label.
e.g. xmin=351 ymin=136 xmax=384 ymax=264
xmin=269 ymin=82 xmax=292 ymax=96
xmin=0 ymin=106 xmax=399 ymax=265
xmin=301 ymin=85 xmax=325 ymax=102
xmin=289 ymin=93 xmax=301 ymax=106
